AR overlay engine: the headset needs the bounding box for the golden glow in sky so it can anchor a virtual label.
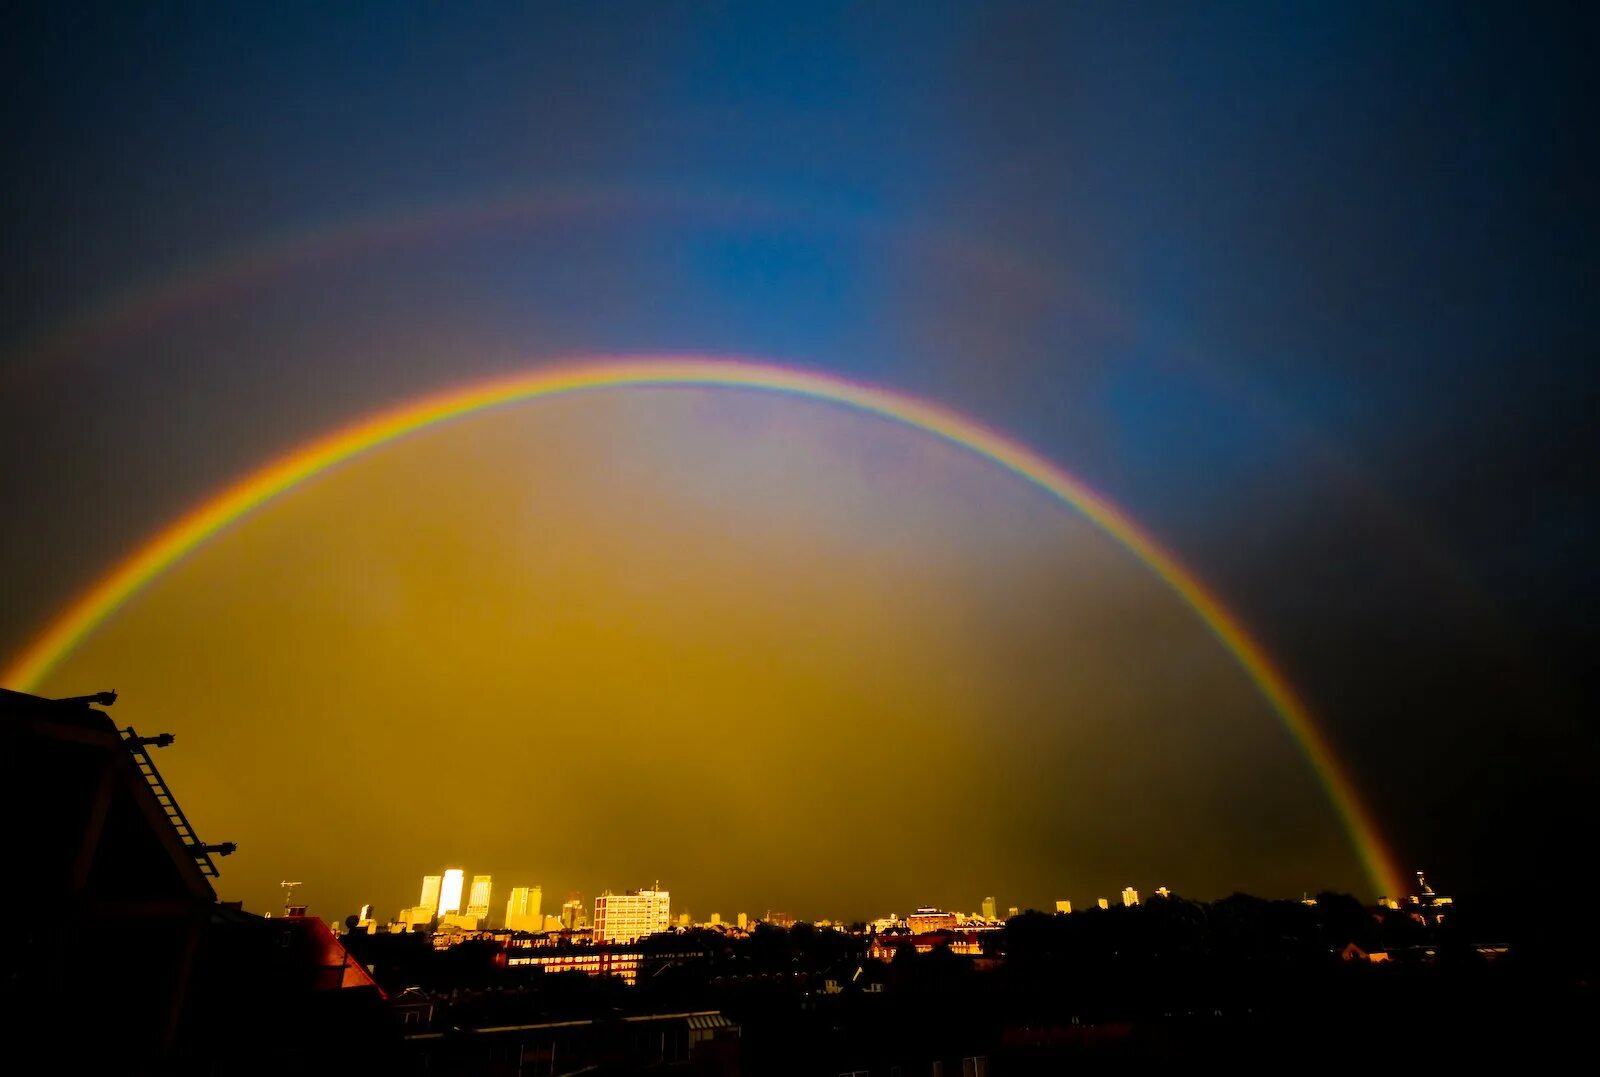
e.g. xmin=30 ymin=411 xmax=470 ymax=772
xmin=35 ymin=388 xmax=1366 ymax=918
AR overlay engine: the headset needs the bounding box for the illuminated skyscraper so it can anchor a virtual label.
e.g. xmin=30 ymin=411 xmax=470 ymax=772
xmin=1121 ymin=887 xmax=1139 ymax=907
xmin=1055 ymin=900 xmax=1072 ymax=914
xmin=1097 ymin=897 xmax=1110 ymax=910
xmin=467 ymin=875 xmax=493 ymax=921
xmin=736 ymin=912 xmax=748 ymax=930
xmin=420 ymin=875 xmax=442 ymax=912
xmin=506 ymin=885 xmax=543 ymax=932
xmin=438 ymin=869 xmax=465 ymax=916
xmin=981 ymin=896 xmax=997 ymax=921
xmin=561 ymin=897 xmax=584 ymax=930
xmin=1007 ymin=906 xmax=1019 ymax=920
xmin=592 ymin=887 xmax=671 ymax=943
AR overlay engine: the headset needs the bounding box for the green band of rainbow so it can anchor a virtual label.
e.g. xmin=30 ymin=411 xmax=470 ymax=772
xmin=2 ymin=356 xmax=1404 ymax=896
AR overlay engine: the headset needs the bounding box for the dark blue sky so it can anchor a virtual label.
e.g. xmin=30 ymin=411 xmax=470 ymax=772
xmin=3 ymin=2 xmax=1595 ymax=898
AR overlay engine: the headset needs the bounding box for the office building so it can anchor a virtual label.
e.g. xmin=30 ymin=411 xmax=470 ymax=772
xmin=710 ymin=912 xmax=722 ymax=927
xmin=981 ymin=896 xmax=997 ymax=921
xmin=592 ymin=888 xmax=671 ymax=944
xmin=439 ymin=869 xmax=465 ymax=916
xmin=467 ymin=875 xmax=493 ymax=921
xmin=420 ymin=875 xmax=442 ymax=913
xmin=1097 ymin=898 xmax=1110 ymax=910
xmin=736 ymin=912 xmax=748 ymax=930
xmin=506 ymin=885 xmax=543 ymax=932
xmin=561 ymin=897 xmax=585 ymax=931
xmin=1122 ymin=887 xmax=1140 ymax=907
xmin=907 ymin=908 xmax=958 ymax=933
xmin=1007 ymin=906 xmax=1020 ymax=920
xmin=1055 ymin=900 xmax=1071 ymax=914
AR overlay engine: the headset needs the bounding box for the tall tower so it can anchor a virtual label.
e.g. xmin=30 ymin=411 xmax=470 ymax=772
xmin=506 ymin=886 xmax=543 ymax=932
xmin=420 ymin=874 xmax=442 ymax=912
xmin=467 ymin=875 xmax=493 ymax=921
xmin=1121 ymin=887 xmax=1140 ymax=907
xmin=981 ymin=896 xmax=997 ymax=921
xmin=438 ymin=869 xmax=465 ymax=915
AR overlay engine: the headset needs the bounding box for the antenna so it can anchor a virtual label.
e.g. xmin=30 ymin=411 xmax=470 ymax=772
xmin=281 ymin=880 xmax=304 ymax=916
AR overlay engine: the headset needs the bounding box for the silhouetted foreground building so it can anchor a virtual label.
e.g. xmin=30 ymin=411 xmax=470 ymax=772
xmin=8 ymin=687 xmax=1597 ymax=1073
xmin=409 ymin=1008 xmax=741 ymax=1074
xmin=1 ymin=689 xmax=391 ymax=1072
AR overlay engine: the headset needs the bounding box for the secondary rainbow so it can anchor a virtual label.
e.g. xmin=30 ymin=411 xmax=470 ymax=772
xmin=2 ymin=356 xmax=1405 ymax=897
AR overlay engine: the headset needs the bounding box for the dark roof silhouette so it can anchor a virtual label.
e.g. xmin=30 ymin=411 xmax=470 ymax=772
xmin=3 ymin=688 xmax=391 ymax=1070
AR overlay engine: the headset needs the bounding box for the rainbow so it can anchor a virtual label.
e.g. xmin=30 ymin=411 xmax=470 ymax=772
xmin=2 ymin=356 xmax=1404 ymax=897
xmin=2 ymin=187 xmax=1103 ymax=391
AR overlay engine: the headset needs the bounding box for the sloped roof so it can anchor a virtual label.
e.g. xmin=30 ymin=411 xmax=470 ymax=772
xmin=4 ymin=687 xmax=216 ymax=905
xmin=686 ymin=1013 xmax=736 ymax=1031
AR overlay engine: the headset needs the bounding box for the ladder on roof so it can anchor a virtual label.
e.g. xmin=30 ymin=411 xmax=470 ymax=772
xmin=121 ymin=725 xmax=224 ymax=877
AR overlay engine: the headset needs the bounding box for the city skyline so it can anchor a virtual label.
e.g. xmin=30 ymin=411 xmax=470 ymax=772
xmin=343 ymin=865 xmax=1389 ymax=933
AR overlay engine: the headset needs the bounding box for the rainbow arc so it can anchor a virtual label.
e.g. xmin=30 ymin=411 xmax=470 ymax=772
xmin=2 ymin=356 xmax=1404 ymax=897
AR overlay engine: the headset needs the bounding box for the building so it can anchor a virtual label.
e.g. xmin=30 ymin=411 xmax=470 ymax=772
xmin=402 ymin=1001 xmax=739 ymax=1070
xmin=593 ymin=888 xmax=671 ymax=943
xmin=505 ymin=885 xmax=543 ymax=932
xmin=1007 ymin=906 xmax=1020 ymax=920
xmin=4 ymin=688 xmax=388 ymax=1070
xmin=981 ymin=896 xmax=997 ymax=921
xmin=1055 ymin=900 xmax=1071 ymax=914
xmin=907 ymin=907 xmax=958 ymax=933
xmin=1097 ymin=898 xmax=1110 ymax=910
xmin=736 ymin=912 xmax=748 ymax=930
xmin=467 ymin=874 xmax=493 ymax=921
xmin=439 ymin=869 xmax=465 ymax=916
xmin=398 ymin=903 xmax=437 ymax=930
xmin=1122 ymin=887 xmax=1139 ymax=907
xmin=561 ymin=897 xmax=586 ymax=931
xmin=1407 ymin=870 xmax=1454 ymax=925
xmin=506 ymin=946 xmax=646 ymax=985
xmin=1155 ymin=886 xmax=1171 ymax=899
xmin=420 ymin=874 xmax=442 ymax=913
xmin=869 ymin=930 xmax=987 ymax=962
xmin=710 ymin=912 xmax=722 ymax=926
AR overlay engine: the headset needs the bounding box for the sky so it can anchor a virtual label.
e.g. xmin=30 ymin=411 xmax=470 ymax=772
xmin=2 ymin=3 xmax=1595 ymax=919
